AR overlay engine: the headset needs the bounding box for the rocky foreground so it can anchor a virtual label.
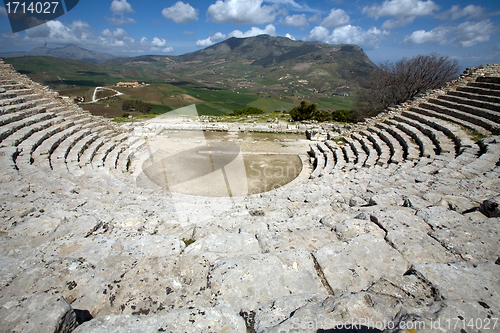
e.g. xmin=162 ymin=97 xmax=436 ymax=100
xmin=0 ymin=60 xmax=499 ymax=332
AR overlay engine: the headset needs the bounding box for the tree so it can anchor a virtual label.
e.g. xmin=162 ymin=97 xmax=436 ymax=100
xmin=290 ymin=101 xmax=317 ymax=121
xmin=122 ymin=99 xmax=152 ymax=114
xmin=357 ymin=53 xmax=460 ymax=119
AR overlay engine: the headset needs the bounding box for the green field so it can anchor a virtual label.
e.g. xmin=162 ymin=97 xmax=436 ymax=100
xmin=5 ymin=56 xmax=359 ymax=119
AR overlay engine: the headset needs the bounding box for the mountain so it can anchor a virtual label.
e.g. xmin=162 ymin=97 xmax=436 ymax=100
xmin=107 ymin=35 xmax=377 ymax=96
xmin=2 ymin=36 xmax=378 ymax=109
xmin=0 ymin=45 xmax=114 ymax=63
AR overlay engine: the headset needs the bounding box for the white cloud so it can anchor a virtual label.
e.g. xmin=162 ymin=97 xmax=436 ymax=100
xmin=404 ymin=26 xmax=450 ymax=44
xmin=106 ymin=16 xmax=136 ymax=25
xmin=162 ymin=2 xmax=199 ymax=24
xmin=285 ymin=33 xmax=296 ymax=40
xmin=282 ymin=14 xmax=308 ymax=27
xmin=110 ymin=0 xmax=133 ymax=15
xmin=363 ymin=0 xmax=439 ymax=29
xmin=308 ymin=26 xmax=330 ymax=42
xmin=207 ymin=0 xmax=279 ymax=24
xmin=266 ymin=0 xmax=302 ymax=9
xmin=308 ymin=25 xmax=389 ymax=50
xmin=196 ymin=32 xmax=227 ymax=47
xmin=108 ymin=0 xmax=135 ymax=25
xmin=228 ymin=24 xmax=277 ymax=38
xmin=0 ymin=6 xmax=7 ymax=16
xmin=151 ymin=37 xmax=167 ymax=48
xmin=151 ymin=38 xmax=174 ymax=53
xmin=453 ymin=20 xmax=494 ymax=47
xmin=321 ymin=9 xmax=350 ymax=28
xmin=1 ymin=19 xmax=152 ymax=56
xmin=438 ymin=5 xmax=485 ymax=20
xmin=404 ymin=19 xmax=494 ymax=48
xmin=140 ymin=37 xmax=148 ymax=44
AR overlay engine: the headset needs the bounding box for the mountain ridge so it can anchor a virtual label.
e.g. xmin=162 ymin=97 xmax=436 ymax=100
xmin=0 ymin=44 xmax=115 ymax=63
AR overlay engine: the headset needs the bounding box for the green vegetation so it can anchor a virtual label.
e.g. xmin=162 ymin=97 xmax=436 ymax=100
xmin=122 ymin=99 xmax=152 ymax=114
xmin=229 ymin=107 xmax=264 ymax=116
xmin=289 ymin=101 xmax=357 ymax=123
xmin=290 ymin=101 xmax=317 ymax=121
xmin=182 ymin=238 xmax=195 ymax=246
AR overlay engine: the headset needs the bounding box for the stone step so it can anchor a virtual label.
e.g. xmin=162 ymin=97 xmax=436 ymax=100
xmin=324 ymin=140 xmax=345 ymax=170
xmin=92 ymin=133 xmax=130 ymax=168
xmin=0 ymin=79 xmax=17 ymax=85
xmin=0 ymin=96 xmax=27 ymax=107
xmin=401 ymin=111 xmax=457 ymax=156
xmin=0 ymin=91 xmax=17 ymax=100
xmin=458 ymin=85 xmax=500 ymax=98
xmin=0 ymin=146 xmax=20 ymax=175
xmin=469 ymin=81 xmax=500 ymax=91
xmin=477 ymin=76 xmax=500 ymax=84
xmin=431 ymin=97 xmax=500 ymax=123
xmin=377 ymin=122 xmax=420 ymax=162
xmin=0 ymin=100 xmax=38 ymax=115
xmin=0 ymin=111 xmax=54 ymax=146
xmin=348 ymin=135 xmax=367 ymax=169
xmin=359 ymin=130 xmax=390 ymax=167
xmin=104 ymin=136 xmax=141 ymax=169
xmin=340 ymin=140 xmax=356 ymax=170
xmin=0 ymin=83 xmax=28 ymax=91
xmin=6 ymin=88 xmax=36 ymax=97
xmin=461 ymin=137 xmax=500 ymax=177
xmin=66 ymin=132 xmax=101 ymax=166
xmin=405 ymin=109 xmax=476 ymax=155
xmin=317 ymin=142 xmax=334 ymax=176
xmin=15 ymin=119 xmax=77 ymax=168
xmin=50 ymin=128 xmax=93 ymax=172
xmin=308 ymin=143 xmax=324 ymax=179
xmin=0 ymin=117 xmax=57 ymax=148
xmin=352 ymin=133 xmax=377 ymax=168
xmin=368 ymin=127 xmax=404 ymax=164
xmin=31 ymin=125 xmax=84 ymax=171
xmin=440 ymin=93 xmax=500 ymax=115
xmin=388 ymin=118 xmax=436 ymax=159
xmin=448 ymin=90 xmax=500 ymax=105
xmin=0 ymin=105 xmax=47 ymax=128
xmin=116 ymin=138 xmax=147 ymax=172
xmin=78 ymin=131 xmax=119 ymax=167
xmin=411 ymin=104 xmax=493 ymax=135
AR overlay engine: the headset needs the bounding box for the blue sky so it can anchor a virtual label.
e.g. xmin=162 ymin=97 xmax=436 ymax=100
xmin=0 ymin=0 xmax=499 ymax=69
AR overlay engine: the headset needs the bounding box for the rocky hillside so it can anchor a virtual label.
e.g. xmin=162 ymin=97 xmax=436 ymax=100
xmin=108 ymin=35 xmax=377 ymax=96
xmin=0 ymin=45 xmax=115 ymax=63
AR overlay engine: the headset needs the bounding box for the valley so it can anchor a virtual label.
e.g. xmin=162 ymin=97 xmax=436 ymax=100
xmin=2 ymin=35 xmax=376 ymax=121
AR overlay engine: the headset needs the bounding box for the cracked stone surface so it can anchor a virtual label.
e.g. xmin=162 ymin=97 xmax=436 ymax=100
xmin=0 ymin=61 xmax=499 ymax=332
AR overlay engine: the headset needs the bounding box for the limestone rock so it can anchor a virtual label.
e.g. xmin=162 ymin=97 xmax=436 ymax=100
xmin=254 ymin=292 xmax=401 ymax=332
xmin=183 ymin=232 xmax=261 ymax=261
xmin=413 ymin=262 xmax=500 ymax=305
xmin=369 ymin=188 xmax=404 ymax=206
xmin=416 ymin=206 xmax=470 ymax=229
xmin=74 ymin=307 xmax=246 ymax=333
xmin=313 ymin=233 xmax=409 ymax=295
xmin=256 ymin=227 xmax=338 ymax=253
xmin=429 ymin=218 xmax=500 ymax=261
xmin=333 ymin=219 xmax=385 ymax=242
xmin=0 ymin=294 xmax=77 ymax=333
xmin=209 ymin=249 xmax=327 ymax=312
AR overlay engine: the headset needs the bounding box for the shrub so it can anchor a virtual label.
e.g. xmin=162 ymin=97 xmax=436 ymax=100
xmin=122 ymin=99 xmax=152 ymax=114
xmin=290 ymin=101 xmax=317 ymax=121
xmin=229 ymin=107 xmax=265 ymax=116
